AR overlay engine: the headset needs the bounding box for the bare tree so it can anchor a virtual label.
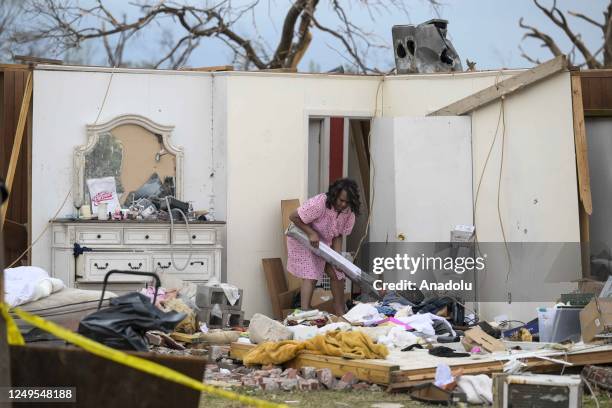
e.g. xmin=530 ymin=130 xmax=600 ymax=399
xmin=519 ymin=0 xmax=612 ymax=68
xmin=6 ymin=0 xmax=439 ymax=72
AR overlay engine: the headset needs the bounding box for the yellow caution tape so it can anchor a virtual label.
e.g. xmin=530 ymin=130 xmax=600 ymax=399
xmin=2 ymin=303 xmax=285 ymax=408
xmin=1 ymin=303 xmax=24 ymax=345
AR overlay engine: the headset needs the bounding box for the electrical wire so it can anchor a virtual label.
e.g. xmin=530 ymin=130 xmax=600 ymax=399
xmin=6 ymin=188 xmax=72 ymax=268
xmin=165 ymin=196 xmax=193 ymax=271
xmin=471 ymin=71 xmax=513 ymax=300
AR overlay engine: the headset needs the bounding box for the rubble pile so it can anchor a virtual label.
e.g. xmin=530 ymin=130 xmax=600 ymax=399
xmin=203 ymin=365 xmax=379 ymax=392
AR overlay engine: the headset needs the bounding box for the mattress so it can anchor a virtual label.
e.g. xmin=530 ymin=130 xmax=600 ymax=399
xmin=12 ymin=287 xmax=118 ymax=332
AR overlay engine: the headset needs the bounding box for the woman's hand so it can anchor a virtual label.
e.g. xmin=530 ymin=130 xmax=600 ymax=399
xmin=308 ymin=231 xmax=320 ymax=248
xmin=324 ymin=263 xmax=338 ymax=280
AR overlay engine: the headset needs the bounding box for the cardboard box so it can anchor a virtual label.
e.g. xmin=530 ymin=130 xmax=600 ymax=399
xmin=461 ymin=326 xmax=506 ymax=353
xmin=580 ymin=298 xmax=612 ymax=343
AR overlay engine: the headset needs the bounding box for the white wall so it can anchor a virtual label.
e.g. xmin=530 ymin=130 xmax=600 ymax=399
xmin=31 ymin=68 xmax=226 ymax=272
xmin=224 ymin=70 xmax=579 ymax=321
xmin=223 ymin=74 xmax=381 ymax=317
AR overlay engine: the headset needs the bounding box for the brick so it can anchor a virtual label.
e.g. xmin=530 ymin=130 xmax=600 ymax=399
xmin=196 ymin=285 xmax=243 ymax=310
xmin=352 ymin=382 xmax=370 ymax=390
xmin=282 ymin=368 xmax=298 ymax=379
xmin=262 ymin=377 xmax=280 ymax=391
xmin=280 ymin=378 xmax=299 ymax=391
xmin=222 ymin=310 xmax=245 ymax=328
xmin=340 ymin=371 xmax=358 ymax=385
xmin=196 ymin=308 xmax=224 ymax=328
xmin=300 ymin=366 xmax=317 ymax=380
xmin=208 ymin=345 xmax=230 ymax=361
xmin=298 ymin=378 xmax=320 ymax=391
xmin=334 ymin=380 xmax=351 ymax=391
xmin=241 ymin=378 xmax=259 ymax=388
xmin=316 ymin=368 xmax=335 ymax=389
xmin=262 ymin=365 xmax=283 ymax=372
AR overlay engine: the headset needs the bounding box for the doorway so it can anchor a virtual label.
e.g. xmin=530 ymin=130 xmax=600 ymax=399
xmin=307 ymin=116 xmax=371 ymax=289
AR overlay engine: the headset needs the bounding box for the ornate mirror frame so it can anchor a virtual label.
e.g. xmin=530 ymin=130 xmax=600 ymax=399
xmin=73 ymin=114 xmax=184 ymax=208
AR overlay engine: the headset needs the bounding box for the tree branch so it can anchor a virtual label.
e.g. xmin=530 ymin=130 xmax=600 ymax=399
xmin=532 ymin=0 xmax=602 ymax=68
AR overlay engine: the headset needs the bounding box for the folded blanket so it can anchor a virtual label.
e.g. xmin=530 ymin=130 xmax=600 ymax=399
xmin=4 ymin=266 xmax=65 ymax=307
xmin=244 ymin=330 xmax=388 ymax=365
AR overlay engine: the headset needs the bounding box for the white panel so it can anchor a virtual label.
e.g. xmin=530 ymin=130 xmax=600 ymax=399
xmin=392 ymin=116 xmax=473 ymax=242
xmin=586 ymin=117 xmax=612 ymax=260
xmin=370 ymin=118 xmax=397 ymax=243
xmin=307 ymin=119 xmax=322 ymax=197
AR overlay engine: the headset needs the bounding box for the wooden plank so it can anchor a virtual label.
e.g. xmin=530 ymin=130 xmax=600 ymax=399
xmin=584 ymin=109 xmax=612 ymax=117
xmin=571 ymin=75 xmax=593 ymax=215
xmin=0 ymin=72 xmax=32 ymax=230
xmin=0 ymin=64 xmax=29 ymax=71
xmin=261 ymin=68 xmax=298 ymax=73
xmin=14 ymin=55 xmax=63 ymax=65
xmin=350 ymin=120 xmax=370 ymax=209
xmin=389 ymin=348 xmax=612 ymax=391
xmin=230 ymin=342 xmax=398 ymax=385
xmin=179 ymin=65 xmax=234 ymax=72
xmin=578 ymin=69 xmax=612 ymax=78
xmin=281 ymin=199 xmax=301 ymax=291
xmin=429 ymin=56 xmax=567 ymax=116
xmin=580 ymin=203 xmax=591 ymax=277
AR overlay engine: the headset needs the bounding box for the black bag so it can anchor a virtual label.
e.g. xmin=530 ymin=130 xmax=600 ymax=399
xmin=78 ymin=292 xmax=186 ymax=351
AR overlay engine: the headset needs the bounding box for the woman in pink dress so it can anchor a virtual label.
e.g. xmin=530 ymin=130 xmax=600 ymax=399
xmin=287 ymin=178 xmax=360 ymax=315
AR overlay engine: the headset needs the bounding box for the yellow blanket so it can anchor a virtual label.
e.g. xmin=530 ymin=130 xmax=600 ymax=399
xmin=243 ymin=330 xmax=388 ymax=365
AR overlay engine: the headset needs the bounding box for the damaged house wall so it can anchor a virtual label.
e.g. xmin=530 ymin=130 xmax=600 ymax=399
xmin=378 ymin=70 xmax=579 ymax=322
xmin=31 ymin=67 xmax=227 ymax=274
xmin=223 ymin=69 xmax=579 ymax=321
xmin=29 ymin=66 xmax=580 ymax=323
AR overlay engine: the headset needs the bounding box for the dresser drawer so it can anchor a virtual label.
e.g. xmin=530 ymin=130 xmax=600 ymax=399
xmin=77 ymin=228 xmax=122 ymax=245
xmin=172 ymin=228 xmax=216 ymax=245
xmin=81 ymin=252 xmax=151 ymax=282
xmin=153 ymin=252 xmax=216 ymax=280
xmin=124 ymin=228 xmax=170 ymax=245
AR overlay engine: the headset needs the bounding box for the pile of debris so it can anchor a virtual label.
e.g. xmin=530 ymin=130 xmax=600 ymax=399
xmin=204 ymin=365 xmax=379 ymax=392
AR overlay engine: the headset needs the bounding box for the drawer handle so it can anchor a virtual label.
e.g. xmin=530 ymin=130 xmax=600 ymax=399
xmin=192 ymin=235 xmax=197 ymax=240
xmin=157 ymin=262 xmax=172 ymax=269
xmin=97 ymin=234 xmax=102 ymax=239
xmin=94 ymin=262 xmax=109 ymax=270
xmin=145 ymin=235 xmax=150 ymax=240
xmin=190 ymin=261 xmax=205 ymax=266
xmin=128 ymin=262 xmax=143 ymax=270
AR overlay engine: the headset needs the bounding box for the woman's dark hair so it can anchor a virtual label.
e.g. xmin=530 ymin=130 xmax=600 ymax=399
xmin=325 ymin=178 xmax=361 ymax=216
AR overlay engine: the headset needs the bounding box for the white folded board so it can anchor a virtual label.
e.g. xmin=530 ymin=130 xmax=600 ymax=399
xmin=286 ymin=224 xmax=380 ymax=298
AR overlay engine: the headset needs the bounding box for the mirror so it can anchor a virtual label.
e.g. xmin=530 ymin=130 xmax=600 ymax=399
xmin=74 ymin=114 xmax=184 ymax=209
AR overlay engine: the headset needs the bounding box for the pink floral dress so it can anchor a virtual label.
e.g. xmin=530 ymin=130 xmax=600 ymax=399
xmin=287 ymin=193 xmax=356 ymax=280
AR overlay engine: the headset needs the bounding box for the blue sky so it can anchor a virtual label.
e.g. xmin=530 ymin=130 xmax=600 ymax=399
xmin=58 ymin=0 xmax=610 ymax=70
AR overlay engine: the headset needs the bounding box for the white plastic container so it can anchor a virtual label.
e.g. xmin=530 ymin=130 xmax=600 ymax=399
xmin=537 ymin=307 xmax=581 ymax=343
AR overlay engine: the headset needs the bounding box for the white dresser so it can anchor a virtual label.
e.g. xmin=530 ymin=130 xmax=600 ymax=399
xmin=50 ymin=219 xmax=225 ymax=290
